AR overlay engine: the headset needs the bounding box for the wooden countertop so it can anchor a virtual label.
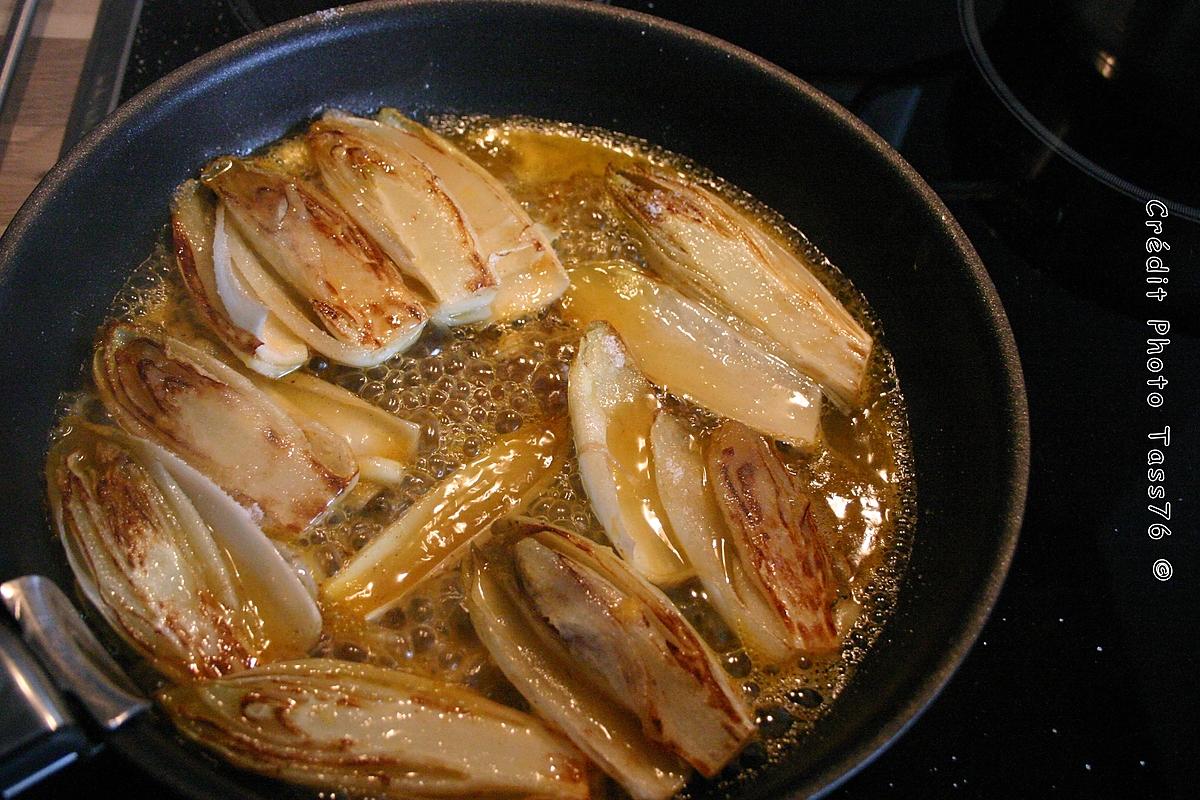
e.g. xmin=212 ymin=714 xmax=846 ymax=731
xmin=0 ymin=0 xmax=102 ymax=232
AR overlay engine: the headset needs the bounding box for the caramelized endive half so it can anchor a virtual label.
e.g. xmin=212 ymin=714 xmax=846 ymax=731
xmin=561 ymin=262 xmax=822 ymax=446
xmin=376 ymin=108 xmax=570 ymax=323
xmin=46 ymin=421 xmax=321 ymax=682
xmin=204 ymin=158 xmax=427 ymax=365
xmin=172 ymin=181 xmax=307 ymax=378
xmin=159 ymin=658 xmax=592 ymax=800
xmin=650 ymin=412 xmax=795 ymax=663
xmin=324 ymin=419 xmax=568 ymax=619
xmin=94 ymin=324 xmax=358 ymax=537
xmin=465 ymin=519 xmax=755 ymax=800
xmin=309 ymin=110 xmax=569 ymax=326
xmin=706 ymin=420 xmax=840 ymax=653
xmin=607 ymin=166 xmax=872 ymax=409
xmin=308 ymin=113 xmax=498 ymax=325
xmin=249 ymin=370 xmax=420 ymax=486
xmin=569 ymin=322 xmax=690 ymax=585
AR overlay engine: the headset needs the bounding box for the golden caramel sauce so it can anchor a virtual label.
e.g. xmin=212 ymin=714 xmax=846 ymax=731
xmin=323 ymin=420 xmax=568 ymax=619
xmin=62 ymin=114 xmax=916 ymax=798
xmin=605 ymin=388 xmax=685 ymax=571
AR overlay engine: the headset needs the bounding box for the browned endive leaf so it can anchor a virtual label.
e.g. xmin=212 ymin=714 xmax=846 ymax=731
xmin=465 ymin=518 xmax=754 ymax=799
xmin=204 ymin=158 xmax=427 ymax=366
xmin=172 ymin=181 xmax=262 ymax=365
xmin=707 ymin=420 xmax=840 ymax=653
xmin=608 ymin=165 xmax=872 ymax=410
xmin=93 ymin=324 xmax=358 ymax=536
xmin=172 ymin=180 xmax=307 ymax=377
xmin=375 ymin=108 xmax=570 ymax=324
xmin=651 ymin=411 xmax=795 ymax=664
xmin=45 ymin=422 xmax=321 ymax=682
xmin=159 ymin=659 xmax=593 ymax=799
xmin=307 ymin=114 xmax=499 ymax=325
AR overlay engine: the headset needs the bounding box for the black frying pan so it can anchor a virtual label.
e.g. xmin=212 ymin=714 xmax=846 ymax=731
xmin=0 ymin=2 xmax=1029 ymax=797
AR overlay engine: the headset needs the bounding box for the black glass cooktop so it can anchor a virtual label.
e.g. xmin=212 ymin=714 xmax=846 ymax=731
xmin=34 ymin=1 xmax=1200 ymax=797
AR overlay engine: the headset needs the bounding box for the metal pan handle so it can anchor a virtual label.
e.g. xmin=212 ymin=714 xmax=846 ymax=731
xmin=0 ymin=576 xmax=149 ymax=796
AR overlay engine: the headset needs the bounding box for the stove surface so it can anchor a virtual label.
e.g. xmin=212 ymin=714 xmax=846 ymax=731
xmin=32 ymin=1 xmax=1198 ymax=797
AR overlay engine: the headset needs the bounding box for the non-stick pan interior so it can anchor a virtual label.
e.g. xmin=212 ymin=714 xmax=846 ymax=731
xmin=0 ymin=2 xmax=1028 ymax=797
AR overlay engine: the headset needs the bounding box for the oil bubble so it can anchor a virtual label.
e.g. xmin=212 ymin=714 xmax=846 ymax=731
xmin=755 ymin=706 xmax=794 ymax=739
xmin=787 ymin=687 xmax=823 ymax=708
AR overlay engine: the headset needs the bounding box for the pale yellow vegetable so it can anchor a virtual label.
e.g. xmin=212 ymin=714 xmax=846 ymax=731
xmin=608 ymin=166 xmax=872 ymax=408
xmin=324 ymin=420 xmax=568 ymax=618
xmin=204 ymin=158 xmax=427 ymax=364
xmin=172 ymin=181 xmax=307 ymax=377
xmin=568 ymin=322 xmax=690 ymax=585
xmin=465 ymin=518 xmax=754 ymax=800
xmin=377 ymin=108 xmax=570 ymax=323
xmin=650 ymin=411 xmax=794 ymax=662
xmin=172 ymin=184 xmax=307 ymax=379
xmin=250 ymin=370 xmax=419 ymax=485
xmin=94 ymin=324 xmax=358 ymax=537
xmin=46 ymin=422 xmax=320 ymax=682
xmin=308 ymin=114 xmax=498 ymax=325
xmin=707 ymin=420 xmax=840 ymax=653
xmin=561 ymin=261 xmax=822 ymax=445
xmin=159 ymin=658 xmax=593 ymax=799
xmin=467 ymin=540 xmax=686 ymax=800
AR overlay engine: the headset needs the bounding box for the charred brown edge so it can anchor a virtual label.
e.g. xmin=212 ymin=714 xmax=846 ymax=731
xmin=707 ymin=422 xmax=841 ymax=653
xmin=171 ymin=186 xmax=265 ymax=358
xmin=207 ymin=158 xmax=427 ymax=347
xmin=500 ymin=518 xmax=754 ymax=776
xmin=307 ymin=122 xmax=496 ymax=294
xmin=93 ymin=323 xmax=354 ymax=536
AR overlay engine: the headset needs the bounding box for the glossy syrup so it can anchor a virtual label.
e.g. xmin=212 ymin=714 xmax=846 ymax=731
xmin=76 ymin=115 xmax=916 ymax=799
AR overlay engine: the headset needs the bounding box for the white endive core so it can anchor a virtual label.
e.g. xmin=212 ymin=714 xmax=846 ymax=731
xmin=213 ymin=204 xmax=268 ymax=335
xmin=213 ymin=204 xmax=308 ymax=367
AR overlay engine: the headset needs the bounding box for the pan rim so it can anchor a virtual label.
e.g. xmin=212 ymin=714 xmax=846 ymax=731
xmin=0 ymin=1 xmax=1030 ymax=798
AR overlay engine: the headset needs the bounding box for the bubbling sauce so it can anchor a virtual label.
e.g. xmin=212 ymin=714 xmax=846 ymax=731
xmin=59 ymin=115 xmax=915 ymax=798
